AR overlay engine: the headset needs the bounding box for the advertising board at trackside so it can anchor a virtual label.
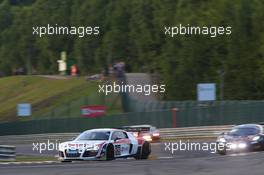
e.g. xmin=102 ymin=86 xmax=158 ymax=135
xmin=197 ymin=83 xmax=216 ymax=101
xmin=81 ymin=105 xmax=106 ymax=117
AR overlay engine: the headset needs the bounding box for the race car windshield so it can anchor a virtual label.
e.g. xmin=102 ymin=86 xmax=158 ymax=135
xmin=228 ymin=127 xmax=259 ymax=136
xmin=76 ymin=131 xmax=110 ymax=141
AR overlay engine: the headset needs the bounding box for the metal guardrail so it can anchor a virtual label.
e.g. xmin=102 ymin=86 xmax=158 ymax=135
xmin=0 ymin=145 xmax=16 ymax=161
xmin=159 ymin=125 xmax=234 ymax=139
xmin=0 ymin=125 xmax=235 ymax=145
xmin=0 ymin=133 xmax=79 ymax=145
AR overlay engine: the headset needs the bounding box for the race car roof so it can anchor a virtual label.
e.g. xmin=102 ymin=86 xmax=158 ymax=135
xmin=122 ymin=124 xmax=153 ymax=128
xmin=234 ymin=124 xmax=263 ymax=132
xmin=84 ymin=128 xmax=124 ymax=133
xmin=120 ymin=125 xmax=153 ymax=132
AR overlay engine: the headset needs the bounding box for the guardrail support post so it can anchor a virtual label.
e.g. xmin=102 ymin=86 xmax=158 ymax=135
xmin=172 ymin=108 xmax=178 ymax=128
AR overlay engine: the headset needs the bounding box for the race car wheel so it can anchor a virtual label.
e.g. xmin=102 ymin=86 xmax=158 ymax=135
xmin=134 ymin=141 xmax=151 ymax=159
xmin=217 ymin=147 xmax=226 ymax=155
xmin=106 ymin=144 xmax=115 ymax=161
xmin=141 ymin=141 xmax=151 ymax=159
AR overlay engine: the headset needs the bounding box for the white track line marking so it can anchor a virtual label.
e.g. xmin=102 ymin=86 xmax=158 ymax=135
xmin=0 ymin=161 xmax=58 ymax=165
xmin=158 ymin=156 xmax=174 ymax=159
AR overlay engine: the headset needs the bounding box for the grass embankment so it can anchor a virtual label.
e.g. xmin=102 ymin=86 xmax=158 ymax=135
xmin=0 ymin=76 xmax=121 ymax=122
xmin=15 ymin=155 xmax=57 ymax=162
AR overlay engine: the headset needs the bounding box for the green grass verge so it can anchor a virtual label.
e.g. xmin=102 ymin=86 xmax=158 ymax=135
xmin=0 ymin=75 xmax=122 ymax=122
xmin=15 ymin=155 xmax=56 ymax=162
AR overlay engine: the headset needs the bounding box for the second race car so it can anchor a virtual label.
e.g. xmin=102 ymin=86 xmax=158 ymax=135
xmin=120 ymin=125 xmax=160 ymax=142
xmin=216 ymin=124 xmax=264 ymax=155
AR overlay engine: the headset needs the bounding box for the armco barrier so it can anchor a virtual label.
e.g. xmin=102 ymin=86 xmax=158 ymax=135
xmin=160 ymin=125 xmax=233 ymax=139
xmin=128 ymin=99 xmax=264 ymax=126
xmin=1 ymin=124 xmax=263 ymax=145
xmin=1 ymin=107 xmax=263 ymax=136
xmin=0 ymin=110 xmax=172 ymax=136
xmin=0 ymin=133 xmax=79 ymax=145
xmin=0 ymin=145 xmax=16 ymax=161
xmin=0 ymin=125 xmax=236 ymax=145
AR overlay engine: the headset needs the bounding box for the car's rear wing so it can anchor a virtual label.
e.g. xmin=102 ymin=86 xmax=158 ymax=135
xmin=119 ymin=126 xmax=150 ymax=133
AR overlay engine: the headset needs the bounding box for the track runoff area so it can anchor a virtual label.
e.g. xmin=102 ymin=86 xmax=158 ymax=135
xmin=1 ymin=129 xmax=264 ymax=175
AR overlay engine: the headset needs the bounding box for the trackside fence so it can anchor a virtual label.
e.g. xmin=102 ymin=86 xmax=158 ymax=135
xmin=0 ymin=125 xmax=233 ymax=145
xmin=0 ymin=104 xmax=264 ymax=136
xmin=0 ymin=110 xmax=172 ymax=136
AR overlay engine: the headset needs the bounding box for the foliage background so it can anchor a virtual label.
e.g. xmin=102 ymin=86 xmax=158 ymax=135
xmin=0 ymin=0 xmax=264 ymax=100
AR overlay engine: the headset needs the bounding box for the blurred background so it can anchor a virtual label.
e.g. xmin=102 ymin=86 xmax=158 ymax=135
xmin=0 ymin=0 xmax=264 ymax=135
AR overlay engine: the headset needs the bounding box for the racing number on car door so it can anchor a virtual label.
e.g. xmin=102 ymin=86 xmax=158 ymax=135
xmin=114 ymin=144 xmax=121 ymax=156
xmin=112 ymin=131 xmax=130 ymax=156
xmin=112 ymin=132 xmax=122 ymax=156
xmin=119 ymin=132 xmax=130 ymax=156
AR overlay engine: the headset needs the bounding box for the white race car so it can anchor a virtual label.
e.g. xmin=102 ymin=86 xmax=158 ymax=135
xmin=58 ymin=128 xmax=151 ymax=162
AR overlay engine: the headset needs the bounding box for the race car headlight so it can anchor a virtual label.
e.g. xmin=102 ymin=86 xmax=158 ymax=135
xmin=93 ymin=145 xmax=100 ymax=150
xmin=230 ymin=143 xmax=247 ymax=150
xmin=252 ymin=136 xmax=260 ymax=141
xmin=238 ymin=143 xmax=247 ymax=149
xmin=153 ymin=133 xmax=160 ymax=137
xmin=59 ymin=143 xmax=67 ymax=150
xmin=143 ymin=135 xmax=152 ymax=141
xmin=218 ymin=138 xmax=226 ymax=143
xmin=230 ymin=143 xmax=237 ymax=149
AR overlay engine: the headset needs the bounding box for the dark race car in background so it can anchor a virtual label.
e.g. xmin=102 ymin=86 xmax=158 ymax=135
xmin=120 ymin=125 xmax=160 ymax=142
xmin=216 ymin=124 xmax=264 ymax=155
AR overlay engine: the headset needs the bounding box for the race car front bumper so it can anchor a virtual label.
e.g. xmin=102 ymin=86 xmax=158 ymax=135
xmin=58 ymin=149 xmax=105 ymax=161
xmin=224 ymin=141 xmax=263 ymax=152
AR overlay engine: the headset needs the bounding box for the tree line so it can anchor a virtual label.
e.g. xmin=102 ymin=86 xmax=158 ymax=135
xmin=0 ymin=0 xmax=264 ymax=100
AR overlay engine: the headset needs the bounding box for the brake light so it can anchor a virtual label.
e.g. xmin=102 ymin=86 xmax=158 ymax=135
xmin=153 ymin=132 xmax=160 ymax=137
xmin=142 ymin=135 xmax=152 ymax=142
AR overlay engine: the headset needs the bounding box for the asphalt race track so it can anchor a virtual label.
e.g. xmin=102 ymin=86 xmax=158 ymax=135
xmin=1 ymin=141 xmax=264 ymax=175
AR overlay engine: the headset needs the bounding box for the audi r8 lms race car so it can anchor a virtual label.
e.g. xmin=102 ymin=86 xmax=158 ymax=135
xmin=216 ymin=124 xmax=264 ymax=155
xmin=58 ymin=128 xmax=151 ymax=162
xmin=120 ymin=125 xmax=160 ymax=142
